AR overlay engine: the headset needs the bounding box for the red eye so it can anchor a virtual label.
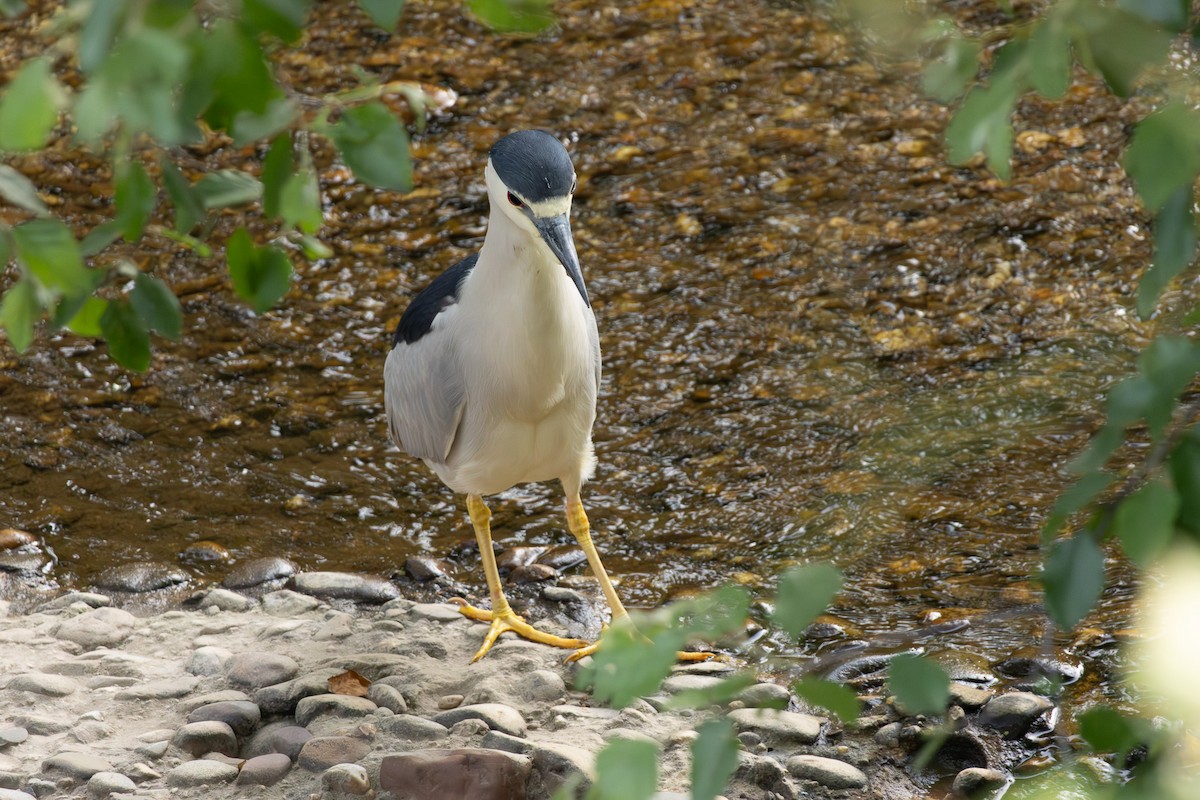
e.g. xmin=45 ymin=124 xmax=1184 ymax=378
xmin=507 ymin=192 xmax=523 ymax=207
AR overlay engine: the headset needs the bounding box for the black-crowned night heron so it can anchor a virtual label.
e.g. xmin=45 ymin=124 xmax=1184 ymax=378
xmin=384 ymin=130 xmax=638 ymax=662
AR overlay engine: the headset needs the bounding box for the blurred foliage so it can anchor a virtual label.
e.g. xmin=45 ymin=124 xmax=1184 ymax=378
xmin=0 ymin=0 xmax=549 ymax=370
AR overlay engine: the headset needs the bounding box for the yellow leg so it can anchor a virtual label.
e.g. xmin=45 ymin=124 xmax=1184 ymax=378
xmin=563 ymin=495 xmax=712 ymax=663
xmin=451 ymin=494 xmax=587 ymax=662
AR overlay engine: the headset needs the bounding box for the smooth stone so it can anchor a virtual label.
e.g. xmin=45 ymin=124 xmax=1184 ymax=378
xmin=297 ymin=736 xmax=371 ymax=771
xmin=196 ymin=588 xmax=251 ymax=612
xmin=177 ymin=689 xmax=251 ymax=713
xmin=549 ymin=705 xmax=619 ymax=720
xmin=42 ymin=752 xmax=113 ymax=779
xmin=404 ymin=556 xmax=450 ymax=582
xmin=952 ymin=766 xmax=1009 ymax=795
xmin=116 ymin=676 xmax=200 ymax=700
xmin=410 ymin=603 xmax=467 ymax=623
xmin=227 ymin=651 xmax=299 ymax=689
xmin=0 ymin=728 xmax=27 ymax=746
xmin=379 ymin=748 xmax=531 ymax=800
xmin=71 ymin=720 xmax=114 ymax=744
xmin=737 ymin=682 xmax=791 ymax=708
xmin=187 ymin=646 xmax=233 ymax=677
xmin=14 ymin=716 xmax=67 ymax=736
xmin=537 ymin=545 xmax=587 ymax=571
xmin=368 ymin=683 xmax=408 ymax=714
xmin=322 ymin=762 xmax=371 ymax=795
xmin=187 ymin=701 xmax=261 ymax=737
xmin=260 ymin=589 xmax=320 ymax=616
xmin=433 ymin=703 xmax=527 ymax=737
xmin=295 ymin=693 xmax=377 ymax=726
xmin=0 ymin=791 xmax=33 ymax=800
xmin=37 ymin=592 xmax=111 ymax=612
xmin=786 ymin=754 xmax=868 ymax=789
xmin=541 ymin=586 xmax=588 ymax=604
xmin=727 ymin=708 xmax=823 ymax=744
xmin=481 ymin=730 xmax=533 ymax=755
xmin=224 ymin=557 xmax=297 ymax=589
xmin=662 ymin=674 xmax=724 ymax=694
xmin=949 ymin=682 xmax=995 ymax=710
xmin=166 ymin=760 xmax=238 ymax=787
xmin=93 ymin=562 xmax=188 ymax=592
xmin=254 ymin=669 xmax=343 ymax=714
xmin=289 ymin=572 xmax=400 ymax=604
xmin=171 ymin=721 xmax=238 ymax=757
xmin=518 ymin=670 xmax=565 ymax=703
xmin=135 ymin=741 xmax=168 ymax=759
xmin=874 ymin=722 xmax=902 ymax=748
xmin=438 ymin=694 xmax=465 ymax=710
xmin=995 ymin=648 xmax=1083 ymax=685
xmin=243 ymin=723 xmax=313 ymax=761
xmin=8 ymin=674 xmax=76 ymax=697
xmin=977 ymin=692 xmax=1054 ymax=738
xmin=531 ymin=743 xmax=595 ymax=795
xmin=735 ymin=751 xmax=791 ymax=795
xmin=53 ymin=607 xmax=136 ymax=649
xmin=509 ymin=564 xmax=557 ymax=583
xmin=85 ymin=771 xmax=136 ymax=798
xmin=236 ymin=753 xmax=293 ymax=786
xmin=379 ymin=715 xmax=449 ymax=741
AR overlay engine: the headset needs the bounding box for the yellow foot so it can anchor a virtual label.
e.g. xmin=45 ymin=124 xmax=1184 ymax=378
xmin=564 ymin=640 xmax=718 ymax=664
xmin=449 ymin=598 xmax=588 ymax=662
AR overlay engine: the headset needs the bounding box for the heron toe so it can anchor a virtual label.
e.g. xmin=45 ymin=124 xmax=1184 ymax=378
xmin=450 ymin=598 xmax=588 ymax=662
xmin=564 ymin=640 xmax=717 ymax=664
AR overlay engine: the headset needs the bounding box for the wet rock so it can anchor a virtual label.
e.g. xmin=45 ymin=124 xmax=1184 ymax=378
xmin=85 ymin=771 xmax=135 ymax=798
xmin=54 ymin=607 xmax=136 ymax=649
xmin=236 ymin=753 xmax=293 ymax=786
xmin=662 ymin=673 xmax=724 ymax=694
xmin=737 ymin=682 xmax=790 ymax=708
xmin=537 ymin=545 xmax=587 ymax=572
xmin=931 ymin=650 xmax=996 ymax=687
xmin=289 ymin=571 xmax=400 ymax=603
xmin=224 ymin=557 xmax=297 ymax=589
xmin=786 ymin=755 xmax=868 ymax=789
xmin=380 ymin=715 xmax=450 ymax=741
xmin=728 ymin=708 xmax=822 ymax=744
xmin=874 ymin=722 xmax=902 ymax=748
xmin=194 ymin=588 xmax=250 ymax=612
xmin=927 ymin=729 xmax=991 ymax=772
xmin=115 ymin=676 xmax=200 ymax=699
xmin=323 ymin=762 xmax=371 ymax=795
xmin=379 ymin=748 xmax=531 ymax=799
xmin=36 ymin=592 xmax=111 ymax=612
xmin=952 ymin=766 xmax=1008 ymax=796
xmin=297 ymin=736 xmax=371 ymax=771
xmin=497 ymin=547 xmax=544 ymax=574
xmin=0 ymin=728 xmax=27 ymax=747
xmin=187 ymin=701 xmax=261 ymax=737
xmin=8 ymin=674 xmax=77 ymax=697
xmin=368 ymin=683 xmax=409 ymax=714
xmin=261 ymin=589 xmax=320 ymax=616
xmin=43 ymin=752 xmax=113 ymax=779
xmin=172 ymin=721 xmax=238 ymax=757
xmin=826 ymin=653 xmax=902 ymax=691
xmin=166 ymin=760 xmax=238 ymax=787
xmin=433 ymin=703 xmax=527 ymax=737
xmin=187 ymin=645 xmax=233 ymax=676
xmin=509 ymin=564 xmax=558 ymax=583
xmin=405 ymin=556 xmax=451 ymax=581
xmin=254 ymin=668 xmax=343 ymax=714
xmin=295 ymin=693 xmax=377 ymax=726
xmin=995 ymin=649 xmax=1083 ymax=687
xmin=949 ymin=682 xmax=995 ymax=710
xmin=978 ymin=692 xmax=1054 ymax=738
xmin=93 ymin=562 xmax=188 ymax=592
xmin=542 ymin=586 xmax=588 ymax=604
xmin=0 ymin=530 xmax=35 ymax=550
xmin=227 ymin=651 xmax=299 ymax=689
xmin=804 ymin=614 xmax=861 ymax=640
xmin=735 ymin=751 xmax=794 ymax=797
xmin=243 ymin=723 xmax=313 ymax=761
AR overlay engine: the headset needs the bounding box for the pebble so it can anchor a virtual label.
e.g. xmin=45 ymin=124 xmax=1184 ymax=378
xmin=42 ymin=752 xmax=113 ymax=779
xmin=196 ymin=588 xmax=251 ymax=612
xmin=368 ymin=683 xmax=409 ymax=713
xmin=322 ymin=762 xmax=371 ymax=795
xmin=117 ymin=676 xmax=201 ymax=700
xmin=380 ymin=748 xmax=532 ymax=800
xmin=379 ymin=715 xmax=450 ymax=741
xmin=8 ymin=674 xmax=76 ymax=697
xmin=727 ymin=708 xmax=823 ymax=744
xmin=433 ymin=703 xmax=527 ymax=737
xmin=439 ymin=694 xmax=465 ymax=709
xmin=873 ymin=722 xmax=902 ymax=748
xmin=289 ymin=571 xmax=400 ymax=603
xmin=187 ymin=700 xmax=261 ymax=737
xmin=254 ymin=668 xmax=343 ymax=714
xmin=509 ymin=564 xmax=558 ymax=583
xmin=297 ymin=736 xmax=371 ymax=771
xmin=738 ymin=682 xmax=791 ymax=708
xmin=227 ymin=651 xmax=299 ymax=689
xmin=410 ymin=603 xmax=468 ymax=622
xmin=85 ymin=771 xmax=136 ymax=798
xmin=166 ymin=760 xmax=238 ymax=787
xmin=54 ymin=607 xmax=136 ymax=649
xmin=223 ymin=556 xmax=297 ymax=589
xmin=243 ymin=723 xmax=313 ymax=760
xmin=786 ymin=754 xmax=868 ymax=789
xmin=404 ymin=556 xmax=450 ymax=581
xmin=93 ymin=562 xmax=188 ymax=593
xmin=952 ymin=766 xmax=1008 ymax=795
xmin=260 ymin=589 xmax=320 ymax=616
xmin=949 ymin=681 xmax=995 ymax=710
xmin=662 ymin=673 xmax=725 ymax=694
xmin=0 ymin=728 xmax=27 ymax=746
xmin=171 ymin=721 xmax=238 ymax=757
xmin=236 ymin=753 xmax=293 ymax=786
xmin=0 ymin=791 xmax=34 ymax=800
xmin=36 ymin=592 xmax=111 ymax=612
xmin=542 ymin=586 xmax=588 ymax=604
xmin=187 ymin=646 xmax=233 ymax=676
xmin=295 ymin=693 xmax=378 ymax=726
xmin=977 ymin=692 xmax=1054 ymax=738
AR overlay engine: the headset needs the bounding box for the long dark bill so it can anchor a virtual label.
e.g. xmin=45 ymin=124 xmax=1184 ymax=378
xmin=536 ymin=214 xmax=589 ymax=307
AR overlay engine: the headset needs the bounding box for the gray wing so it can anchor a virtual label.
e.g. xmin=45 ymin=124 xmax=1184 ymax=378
xmin=383 ymin=329 xmax=466 ymax=464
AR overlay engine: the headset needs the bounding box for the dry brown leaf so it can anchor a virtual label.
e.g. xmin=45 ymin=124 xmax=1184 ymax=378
xmin=328 ymin=669 xmax=370 ymax=697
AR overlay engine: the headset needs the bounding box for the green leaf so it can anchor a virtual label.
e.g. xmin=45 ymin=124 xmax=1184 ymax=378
xmin=80 ymin=220 xmax=124 ymax=256
xmin=62 ymin=296 xmax=108 ymax=338
xmin=1043 ymin=470 xmax=1112 ymax=540
xmin=772 ymin=563 xmax=842 ymax=638
xmin=99 ymin=298 xmax=151 ymax=371
xmin=226 ymin=227 xmax=292 ymax=313
xmin=1080 ymin=7 xmax=1171 ymax=96
xmin=1112 ymin=479 xmax=1178 ymax=567
xmin=792 ymin=676 xmax=860 ymax=724
xmin=327 ymin=101 xmax=412 ymax=191
xmin=691 ymin=719 xmax=739 ymax=800
xmin=467 ymin=0 xmax=554 ymax=33
xmin=131 ymin=273 xmax=182 ymax=340
xmin=78 ymin=0 xmax=128 ymax=73
xmin=0 ymin=58 xmax=63 ymax=151
xmin=586 ymin=738 xmax=658 ymax=800
xmin=0 ymin=164 xmax=49 ymax=215
xmin=888 ymin=654 xmax=949 ymax=716
xmin=280 ymin=168 xmax=323 ymax=234
xmin=1078 ymin=706 xmax=1146 ymax=757
xmin=230 ymin=97 xmax=299 ymax=146
xmin=159 ymin=159 xmax=204 ymax=233
xmin=194 ymin=170 xmax=263 ymax=210
xmin=262 ymin=132 xmax=293 ymax=220
xmin=945 ymin=80 xmax=1019 ymax=180
xmin=1138 ymin=185 xmax=1197 ymax=318
xmin=1117 ymin=0 xmax=1188 ymax=33
xmin=359 ymin=0 xmax=405 ymax=30
xmin=1138 ymin=337 xmax=1200 ymax=438
xmin=922 ymin=36 xmax=980 ymax=102
xmin=0 ymin=1 xmax=28 ymax=17
xmin=195 ymin=19 xmax=285 ymax=132
xmin=1170 ymin=428 xmax=1200 ymax=534
xmin=1042 ymin=533 xmax=1105 ymax=630
xmin=1028 ymin=17 xmax=1072 ymax=99
xmin=1124 ymin=103 xmax=1200 ymax=212
xmin=11 ymin=218 xmax=88 ymax=295
xmin=242 ymin=0 xmax=313 ymax=43
xmin=115 ymin=161 xmax=156 ymax=242
xmin=1 ymin=279 xmax=39 ymax=352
